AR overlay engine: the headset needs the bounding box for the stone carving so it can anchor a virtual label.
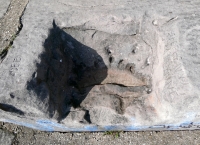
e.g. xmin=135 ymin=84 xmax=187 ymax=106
xmin=1 ymin=0 xmax=200 ymax=131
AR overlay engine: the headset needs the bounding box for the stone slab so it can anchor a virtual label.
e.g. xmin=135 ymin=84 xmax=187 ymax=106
xmin=0 ymin=0 xmax=11 ymax=19
xmin=0 ymin=0 xmax=200 ymax=131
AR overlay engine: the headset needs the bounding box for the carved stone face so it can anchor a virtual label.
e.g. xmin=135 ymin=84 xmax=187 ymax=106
xmin=1 ymin=0 xmax=200 ymax=131
xmin=62 ymin=26 xmax=153 ymax=119
xmin=28 ymin=21 xmax=154 ymax=123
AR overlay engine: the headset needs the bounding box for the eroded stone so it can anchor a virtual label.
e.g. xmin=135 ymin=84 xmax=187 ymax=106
xmin=0 ymin=0 xmax=200 ymax=131
xmin=0 ymin=0 xmax=10 ymax=19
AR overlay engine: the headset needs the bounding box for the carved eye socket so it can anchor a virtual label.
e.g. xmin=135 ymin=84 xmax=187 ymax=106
xmin=125 ymin=63 xmax=135 ymax=73
xmin=118 ymin=59 xmax=125 ymax=69
xmin=105 ymin=46 xmax=113 ymax=55
xmin=146 ymin=57 xmax=150 ymax=65
xmin=118 ymin=59 xmax=123 ymax=64
xmin=129 ymin=66 xmax=134 ymax=73
xmin=109 ymin=56 xmax=114 ymax=63
xmin=107 ymin=49 xmax=112 ymax=55
xmin=132 ymin=45 xmax=138 ymax=54
xmin=132 ymin=48 xmax=136 ymax=53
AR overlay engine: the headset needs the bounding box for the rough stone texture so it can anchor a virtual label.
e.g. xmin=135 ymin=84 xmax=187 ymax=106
xmin=0 ymin=0 xmax=29 ymax=53
xmin=1 ymin=0 xmax=200 ymax=131
xmin=0 ymin=129 xmax=14 ymax=145
xmin=0 ymin=0 xmax=10 ymax=19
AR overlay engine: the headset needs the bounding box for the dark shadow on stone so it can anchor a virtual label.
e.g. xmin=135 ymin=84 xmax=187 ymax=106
xmin=27 ymin=20 xmax=107 ymax=122
xmin=0 ymin=103 xmax=24 ymax=115
xmin=83 ymin=110 xmax=91 ymax=123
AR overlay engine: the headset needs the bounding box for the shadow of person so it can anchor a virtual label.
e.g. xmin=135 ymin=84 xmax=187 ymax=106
xmin=27 ymin=20 xmax=107 ymax=123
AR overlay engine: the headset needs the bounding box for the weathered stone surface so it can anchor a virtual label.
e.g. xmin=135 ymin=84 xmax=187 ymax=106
xmin=0 ymin=129 xmax=14 ymax=145
xmin=0 ymin=0 xmax=200 ymax=131
xmin=0 ymin=0 xmax=10 ymax=19
xmin=0 ymin=0 xmax=29 ymax=53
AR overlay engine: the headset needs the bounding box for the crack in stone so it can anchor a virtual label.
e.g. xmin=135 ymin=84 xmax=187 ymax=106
xmin=0 ymin=0 xmax=29 ymax=64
